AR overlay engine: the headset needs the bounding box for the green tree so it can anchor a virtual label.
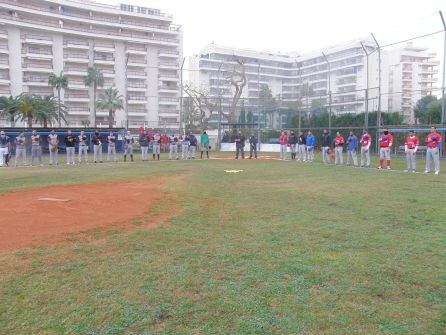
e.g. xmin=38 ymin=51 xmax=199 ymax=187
xmin=183 ymin=96 xmax=200 ymax=132
xmin=96 ymin=87 xmax=124 ymax=129
xmin=17 ymin=94 xmax=39 ymax=128
xmin=246 ymin=111 xmax=253 ymax=125
xmin=35 ymin=95 xmax=66 ymax=128
xmin=259 ymin=84 xmax=276 ymax=127
xmin=0 ymin=95 xmax=19 ymax=126
xmin=84 ymin=67 xmax=104 ymax=126
xmin=48 ymin=71 xmax=68 ymax=127
xmin=414 ymin=96 xmax=441 ymax=124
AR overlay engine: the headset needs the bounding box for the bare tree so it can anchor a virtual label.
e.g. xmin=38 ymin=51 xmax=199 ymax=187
xmin=183 ymin=83 xmax=217 ymax=131
xmin=227 ymin=58 xmax=247 ymax=123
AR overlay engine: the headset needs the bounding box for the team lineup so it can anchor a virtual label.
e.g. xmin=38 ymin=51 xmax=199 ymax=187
xmin=0 ymin=127 xmax=442 ymax=175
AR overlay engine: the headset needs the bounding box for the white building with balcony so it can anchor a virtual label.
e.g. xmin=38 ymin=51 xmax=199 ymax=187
xmin=0 ymin=0 xmax=183 ymax=129
xmin=189 ymin=40 xmax=438 ymax=127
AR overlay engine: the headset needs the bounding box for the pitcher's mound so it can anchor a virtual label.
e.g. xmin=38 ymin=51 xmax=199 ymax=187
xmin=0 ymin=178 xmax=168 ymax=250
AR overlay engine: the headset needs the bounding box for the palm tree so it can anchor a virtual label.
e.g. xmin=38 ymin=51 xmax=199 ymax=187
xmin=35 ymin=96 xmax=66 ymax=128
xmin=96 ymin=87 xmax=123 ymax=129
xmin=18 ymin=94 xmax=39 ymax=128
xmin=0 ymin=95 xmax=19 ymax=126
xmin=48 ymin=71 xmax=68 ymax=127
xmin=84 ymin=67 xmax=104 ymax=127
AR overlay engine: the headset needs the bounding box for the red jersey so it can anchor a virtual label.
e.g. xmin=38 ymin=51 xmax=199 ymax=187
xmin=279 ymin=135 xmax=288 ymax=145
xmin=426 ymin=132 xmax=441 ymax=148
xmin=334 ymin=136 xmax=344 ymax=147
xmin=405 ymin=136 xmax=419 ymax=149
xmin=379 ymin=133 xmax=393 ymax=148
xmin=360 ymin=133 xmax=371 ymax=147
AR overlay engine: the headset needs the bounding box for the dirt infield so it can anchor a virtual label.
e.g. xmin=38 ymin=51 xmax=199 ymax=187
xmin=0 ymin=178 xmax=170 ymax=250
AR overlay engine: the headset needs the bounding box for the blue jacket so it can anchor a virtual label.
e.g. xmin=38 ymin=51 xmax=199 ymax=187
xmin=347 ymin=135 xmax=358 ymax=151
xmin=306 ymin=134 xmax=315 ymax=147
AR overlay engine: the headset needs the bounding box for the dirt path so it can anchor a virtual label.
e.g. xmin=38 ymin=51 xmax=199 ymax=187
xmin=0 ymin=178 xmax=170 ymax=250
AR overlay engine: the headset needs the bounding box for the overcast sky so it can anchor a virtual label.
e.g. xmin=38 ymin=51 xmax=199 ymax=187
xmin=110 ymin=0 xmax=445 ymax=69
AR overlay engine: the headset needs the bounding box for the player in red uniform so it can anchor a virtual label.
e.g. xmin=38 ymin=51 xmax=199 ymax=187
xmin=333 ymin=131 xmax=344 ymax=165
xmin=378 ymin=129 xmax=393 ymax=170
xmin=360 ymin=129 xmax=371 ymax=168
xmin=404 ymin=130 xmax=419 ymax=172
xmin=425 ymin=126 xmax=442 ymax=175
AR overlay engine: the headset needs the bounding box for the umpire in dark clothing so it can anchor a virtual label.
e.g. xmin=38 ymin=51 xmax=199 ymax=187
xmin=249 ymin=134 xmax=258 ymax=159
xmin=235 ymin=132 xmax=246 ymax=159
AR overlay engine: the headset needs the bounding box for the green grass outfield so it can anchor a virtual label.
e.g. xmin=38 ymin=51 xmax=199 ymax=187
xmin=1 ymin=153 xmax=445 ymax=334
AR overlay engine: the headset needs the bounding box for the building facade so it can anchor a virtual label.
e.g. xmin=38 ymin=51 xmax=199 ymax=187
xmin=386 ymin=42 xmax=439 ymax=123
xmin=0 ymin=0 xmax=182 ymax=129
xmin=189 ymin=40 xmax=438 ymax=127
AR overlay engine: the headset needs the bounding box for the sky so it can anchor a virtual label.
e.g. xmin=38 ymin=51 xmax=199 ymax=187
xmin=109 ymin=0 xmax=446 ymax=72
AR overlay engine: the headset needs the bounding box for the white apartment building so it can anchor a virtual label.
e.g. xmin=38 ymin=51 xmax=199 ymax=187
xmin=189 ymin=40 xmax=438 ymax=127
xmin=386 ymin=42 xmax=439 ymax=123
xmin=0 ymin=0 xmax=182 ymax=129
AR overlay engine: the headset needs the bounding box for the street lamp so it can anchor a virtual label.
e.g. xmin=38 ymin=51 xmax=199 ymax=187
xmin=322 ymin=52 xmax=332 ymax=134
xmin=360 ymin=41 xmax=370 ymax=130
xmin=216 ymin=62 xmax=224 ymax=150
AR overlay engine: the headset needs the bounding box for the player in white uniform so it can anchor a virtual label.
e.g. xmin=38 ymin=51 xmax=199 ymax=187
xmin=107 ymin=131 xmax=117 ymax=162
xmin=78 ymin=130 xmax=89 ymax=163
xmin=14 ymin=132 xmax=27 ymax=167
xmin=124 ymin=131 xmax=134 ymax=162
xmin=30 ymin=130 xmax=43 ymax=167
xmin=47 ymin=129 xmax=59 ymax=165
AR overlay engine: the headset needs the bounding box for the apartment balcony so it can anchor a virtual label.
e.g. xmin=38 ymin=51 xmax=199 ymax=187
xmin=23 ymin=49 xmax=53 ymax=60
xmin=419 ymin=77 xmax=437 ymax=83
xmin=22 ymin=62 xmax=53 ymax=73
xmin=159 ymin=62 xmax=179 ymax=70
xmin=0 ymin=45 xmax=8 ymax=54
xmin=23 ymin=34 xmax=53 ymax=46
xmin=128 ymin=108 xmax=147 ymax=116
xmin=0 ymin=76 xmax=10 ymax=85
xmin=159 ymin=97 xmax=179 ymax=106
xmin=64 ymin=53 xmax=89 ymax=64
xmin=128 ymin=95 xmax=147 ymax=104
xmin=64 ymin=40 xmax=89 ymax=50
xmin=126 ymin=46 xmax=147 ymax=56
xmin=0 ymin=88 xmax=11 ymax=96
xmin=67 ymin=81 xmax=88 ymax=90
xmin=67 ymin=107 xmax=90 ymax=116
xmin=94 ymin=43 xmax=115 ymax=53
xmin=127 ymin=59 xmax=147 ymax=67
xmin=23 ymin=76 xmax=49 ymax=86
xmin=158 ymin=50 xmax=179 ymax=58
xmin=420 ymin=69 xmax=438 ymax=75
xmin=64 ymin=93 xmax=90 ymax=102
xmin=94 ymin=56 xmax=115 ymax=65
xmin=422 ymin=60 xmax=440 ymax=66
xmin=158 ymin=109 xmax=179 ymax=117
xmin=158 ymin=85 xmax=178 ymax=93
xmin=0 ymin=58 xmax=8 ymax=69
xmin=97 ymin=68 xmax=115 ymax=78
xmin=158 ymin=73 xmax=179 ymax=82
xmin=0 ymin=30 xmax=7 ymax=40
xmin=64 ymin=66 xmax=88 ymax=76
xmin=128 ymin=83 xmax=147 ymax=92
xmin=402 ymin=77 xmax=412 ymax=82
xmin=127 ymin=71 xmax=147 ymax=79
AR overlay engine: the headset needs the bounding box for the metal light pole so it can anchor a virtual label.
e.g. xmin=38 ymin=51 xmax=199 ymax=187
xmin=322 ymin=52 xmax=332 ymax=134
xmin=125 ymin=53 xmax=129 ymax=130
xmin=371 ymin=33 xmax=382 ymax=130
xmin=360 ymin=41 xmax=370 ymax=130
xmin=439 ymin=11 xmax=446 ymax=128
xmin=297 ymin=62 xmax=302 ymax=134
xmin=179 ymin=57 xmax=185 ymax=135
xmin=216 ymin=62 xmax=224 ymax=150
xmin=257 ymin=63 xmax=261 ymax=148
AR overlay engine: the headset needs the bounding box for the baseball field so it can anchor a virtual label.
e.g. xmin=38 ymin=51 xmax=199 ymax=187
xmin=1 ymin=154 xmax=445 ymax=334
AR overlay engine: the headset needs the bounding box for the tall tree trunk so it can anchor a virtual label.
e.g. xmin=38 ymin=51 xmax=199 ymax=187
xmin=44 ymin=119 xmax=48 ymax=128
xmin=9 ymin=113 xmax=15 ymax=127
xmin=27 ymin=115 xmax=32 ymax=129
xmin=58 ymin=88 xmax=61 ymax=128
xmin=108 ymin=109 xmax=113 ymax=129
